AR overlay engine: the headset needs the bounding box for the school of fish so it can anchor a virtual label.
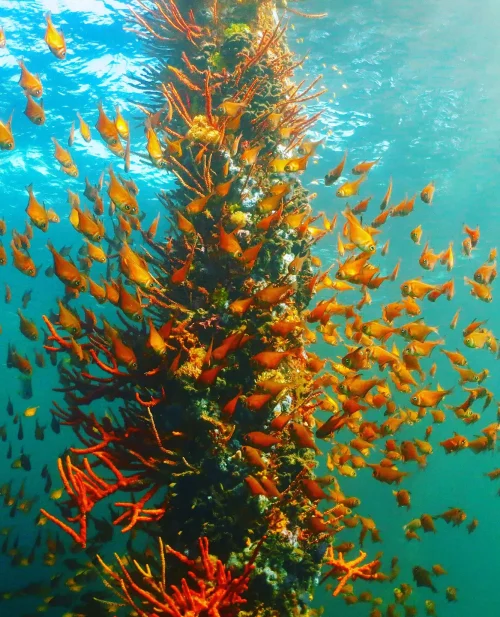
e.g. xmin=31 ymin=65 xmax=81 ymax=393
xmin=0 ymin=4 xmax=498 ymax=617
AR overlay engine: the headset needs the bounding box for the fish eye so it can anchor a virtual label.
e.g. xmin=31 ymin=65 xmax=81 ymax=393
xmin=422 ymin=259 xmax=428 ymax=267
xmin=124 ymin=205 xmax=130 ymax=211
xmin=400 ymin=328 xmax=407 ymax=335
xmin=402 ymin=285 xmax=409 ymax=292
xmin=411 ymin=395 xmax=418 ymax=404
xmin=74 ymin=280 xmax=80 ymax=287
xmin=28 ymin=268 xmax=34 ymax=275
xmin=130 ymin=362 xmax=138 ymax=370
xmin=369 ymin=245 xmax=376 ymax=252
xmin=344 ymin=358 xmax=351 ymax=367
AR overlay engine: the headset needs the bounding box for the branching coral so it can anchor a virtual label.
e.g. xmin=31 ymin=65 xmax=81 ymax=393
xmin=321 ymin=548 xmax=383 ymax=597
xmin=98 ymin=536 xmax=264 ymax=617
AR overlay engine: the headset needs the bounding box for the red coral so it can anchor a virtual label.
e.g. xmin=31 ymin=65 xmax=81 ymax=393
xmin=321 ymin=547 xmax=383 ymax=596
xmin=40 ymin=452 xmax=164 ymax=547
xmin=98 ymin=536 xmax=264 ymax=617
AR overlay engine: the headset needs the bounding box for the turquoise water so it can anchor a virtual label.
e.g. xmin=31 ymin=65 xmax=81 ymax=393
xmin=0 ymin=0 xmax=498 ymax=615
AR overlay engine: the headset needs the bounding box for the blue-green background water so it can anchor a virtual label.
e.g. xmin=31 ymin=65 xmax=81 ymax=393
xmin=0 ymin=0 xmax=498 ymax=615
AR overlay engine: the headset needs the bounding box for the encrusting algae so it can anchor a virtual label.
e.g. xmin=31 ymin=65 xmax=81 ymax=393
xmin=0 ymin=1 xmax=498 ymax=617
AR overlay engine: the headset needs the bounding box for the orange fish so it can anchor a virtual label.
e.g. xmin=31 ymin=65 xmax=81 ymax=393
xmin=87 ymin=278 xmax=106 ymax=304
xmin=464 ymin=277 xmax=492 ymax=302
xmin=411 ymin=386 xmax=452 ymax=407
xmin=51 ymin=136 xmax=74 ymax=169
xmin=0 ymin=27 xmax=5 ymax=48
xmin=420 ymin=181 xmax=435 ymax=204
xmin=251 ymin=348 xmax=300 ymax=370
xmin=108 ymin=166 xmax=139 ymax=215
xmin=440 ymin=348 xmax=467 ymax=366
xmin=0 ymin=245 xmax=8 ymax=266
xmin=47 ymin=242 xmax=86 ymax=290
xmin=69 ymin=206 xmax=102 ymax=242
xmin=115 ymin=105 xmax=129 ymax=140
xmin=439 ymin=434 xmax=468 ymax=454
xmin=400 ymin=279 xmax=438 ymax=300
xmin=325 ymin=151 xmax=348 ymax=186
xmin=218 ymin=222 xmax=243 ymax=258
xmin=449 ymin=309 xmax=460 ymax=330
xmin=343 ymin=209 xmax=376 ymax=252
xmin=474 ymin=261 xmax=496 ymax=285
xmin=368 ymin=464 xmax=409 ymax=485
xmin=391 ymin=194 xmax=415 ymax=217
xmin=409 ymin=225 xmax=422 ymax=244
xmin=25 ymin=184 xmax=49 ymax=232
xmin=18 ymin=60 xmax=42 ymax=97
xmin=338 ymin=375 xmax=384 ymax=398
xmin=67 ymin=119 xmax=75 ymax=146
xmin=393 ymin=489 xmax=411 ymax=509
xmin=240 ymin=143 xmax=263 ymax=166
xmin=419 ymin=242 xmax=443 ymax=271
xmin=244 ymin=475 xmax=267 ymax=497
xmin=44 ymin=12 xmax=66 ymax=59
xmin=336 ymin=174 xmax=367 ymax=198
xmin=0 ymin=111 xmax=14 ymax=150
xmin=462 ymin=237 xmax=473 ymax=257
xmin=404 ymin=338 xmax=444 ymax=357
xmin=254 ymin=283 xmax=295 ymax=306
xmin=9 ymin=345 xmax=33 ymax=375
xmin=56 ymin=300 xmax=82 ymax=337
xmin=342 ymin=346 xmax=371 ymax=371
xmin=145 ymin=119 xmax=164 ymax=167
xmin=11 ymin=242 xmax=36 ymax=277
xmin=241 ymin=445 xmax=267 ymax=469
xmin=352 ymin=160 xmax=378 ymax=175
xmin=352 ymin=196 xmax=372 ymax=215
xmin=17 ymin=309 xmax=38 ymax=340
xmin=76 ymin=112 xmax=92 ymax=142
xmin=439 ymin=242 xmax=454 ymax=271
xmin=24 ymin=95 xmax=45 ymax=125
xmin=371 ymin=208 xmax=391 ymax=228
xmin=186 ymin=193 xmax=211 ymax=215
xmin=110 ymin=333 xmax=138 ymax=371
xmin=289 ymin=422 xmax=321 ymax=455
xmin=95 ymin=102 xmax=120 ymax=145
xmin=380 ymin=177 xmax=393 ymax=211
xmin=464 ymin=224 xmax=479 ymax=247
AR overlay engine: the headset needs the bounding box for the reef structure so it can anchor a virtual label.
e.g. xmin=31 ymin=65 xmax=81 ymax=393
xmin=37 ymin=1 xmax=380 ymax=616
